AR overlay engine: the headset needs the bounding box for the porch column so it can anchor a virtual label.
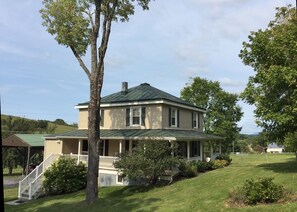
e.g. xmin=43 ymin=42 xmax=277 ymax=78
xmin=78 ymin=139 xmax=82 ymax=155
xmin=187 ymin=141 xmax=190 ymax=160
xmin=169 ymin=140 xmax=174 ymax=157
xmin=210 ymin=142 xmax=213 ymax=159
xmin=200 ymin=141 xmax=203 ymax=159
xmin=119 ymin=140 xmax=123 ymax=154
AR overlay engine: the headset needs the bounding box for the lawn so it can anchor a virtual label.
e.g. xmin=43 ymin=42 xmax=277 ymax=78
xmin=4 ymin=153 xmax=297 ymax=211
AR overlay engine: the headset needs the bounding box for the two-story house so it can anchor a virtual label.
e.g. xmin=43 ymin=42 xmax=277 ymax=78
xmin=43 ymin=82 xmax=222 ymax=187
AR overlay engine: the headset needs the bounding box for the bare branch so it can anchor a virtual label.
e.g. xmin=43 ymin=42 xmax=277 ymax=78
xmin=70 ymin=46 xmax=91 ymax=80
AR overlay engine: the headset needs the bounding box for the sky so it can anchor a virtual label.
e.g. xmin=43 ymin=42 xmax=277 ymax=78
xmin=0 ymin=0 xmax=295 ymax=134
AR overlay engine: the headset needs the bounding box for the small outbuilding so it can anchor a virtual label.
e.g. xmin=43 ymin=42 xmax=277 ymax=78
xmin=2 ymin=134 xmax=45 ymax=174
xmin=266 ymin=142 xmax=284 ymax=153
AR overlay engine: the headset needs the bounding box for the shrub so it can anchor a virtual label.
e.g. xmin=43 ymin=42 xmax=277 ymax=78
xmin=229 ymin=177 xmax=287 ymax=205
xmin=195 ymin=161 xmax=213 ymax=172
xmin=178 ymin=160 xmax=197 ymax=178
xmin=212 ymin=160 xmax=228 ymax=169
xmin=215 ymin=154 xmax=232 ymax=165
xmin=43 ymin=156 xmax=87 ymax=195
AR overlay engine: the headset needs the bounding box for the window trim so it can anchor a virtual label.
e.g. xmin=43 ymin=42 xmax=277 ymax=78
xmin=169 ymin=108 xmax=179 ymax=127
xmin=116 ymin=174 xmax=124 ymax=184
xmin=193 ymin=112 xmax=198 ymax=128
xmin=127 ymin=106 xmax=145 ymax=126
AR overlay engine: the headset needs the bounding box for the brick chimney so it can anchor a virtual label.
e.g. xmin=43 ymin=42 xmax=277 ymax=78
xmin=121 ymin=82 xmax=128 ymax=94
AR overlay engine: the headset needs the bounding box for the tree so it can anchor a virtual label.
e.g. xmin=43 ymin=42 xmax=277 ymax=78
xmin=53 ymin=118 xmax=67 ymax=126
xmin=40 ymin=0 xmax=152 ymax=204
xmin=114 ymin=140 xmax=179 ymax=186
xmin=181 ymin=77 xmax=243 ymax=152
xmin=239 ymin=5 xmax=297 ymax=142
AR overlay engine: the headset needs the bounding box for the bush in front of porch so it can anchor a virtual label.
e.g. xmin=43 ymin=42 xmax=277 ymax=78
xmin=114 ymin=140 xmax=179 ymax=186
xmin=43 ymin=156 xmax=87 ymax=195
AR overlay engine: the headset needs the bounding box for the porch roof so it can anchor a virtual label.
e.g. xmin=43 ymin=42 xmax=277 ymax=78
xmin=44 ymin=129 xmax=223 ymax=141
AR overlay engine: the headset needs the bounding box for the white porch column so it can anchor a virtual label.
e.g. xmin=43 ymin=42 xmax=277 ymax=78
xmin=210 ymin=142 xmax=213 ymax=159
xmin=78 ymin=139 xmax=82 ymax=155
xmin=169 ymin=140 xmax=174 ymax=157
xmin=187 ymin=141 xmax=190 ymax=160
xmin=200 ymin=141 xmax=203 ymax=159
xmin=119 ymin=140 xmax=123 ymax=154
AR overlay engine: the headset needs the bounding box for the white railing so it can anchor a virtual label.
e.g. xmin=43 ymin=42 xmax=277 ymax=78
xmin=18 ymin=153 xmax=118 ymax=200
xmin=18 ymin=153 xmax=61 ymax=200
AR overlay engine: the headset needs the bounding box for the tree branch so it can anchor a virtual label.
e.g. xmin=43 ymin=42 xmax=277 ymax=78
xmin=70 ymin=46 xmax=91 ymax=80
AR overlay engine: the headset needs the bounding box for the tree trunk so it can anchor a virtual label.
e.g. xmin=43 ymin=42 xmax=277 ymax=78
xmin=86 ymin=80 xmax=100 ymax=204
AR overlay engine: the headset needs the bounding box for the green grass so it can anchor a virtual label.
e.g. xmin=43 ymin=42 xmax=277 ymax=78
xmin=4 ymin=153 xmax=297 ymax=211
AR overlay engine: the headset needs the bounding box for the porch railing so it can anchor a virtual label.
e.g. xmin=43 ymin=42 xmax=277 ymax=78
xmin=18 ymin=153 xmax=61 ymax=200
xmin=18 ymin=154 xmax=117 ymax=200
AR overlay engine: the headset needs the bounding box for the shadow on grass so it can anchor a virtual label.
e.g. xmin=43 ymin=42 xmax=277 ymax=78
xmin=257 ymin=158 xmax=297 ymax=173
xmin=5 ymin=186 xmax=161 ymax=212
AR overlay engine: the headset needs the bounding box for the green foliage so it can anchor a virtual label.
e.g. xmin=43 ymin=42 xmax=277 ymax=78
xmin=215 ymin=154 xmax=232 ymax=164
xmin=114 ymin=140 xmax=179 ymax=186
xmin=43 ymin=156 xmax=87 ymax=195
xmin=181 ymin=77 xmax=243 ymax=153
xmin=212 ymin=160 xmax=228 ymax=169
xmin=229 ymin=177 xmax=286 ymax=205
xmin=239 ymin=5 xmax=297 ymax=142
xmin=194 ymin=160 xmax=213 ymax=172
xmin=53 ymin=118 xmax=68 ymax=125
xmin=177 ymin=160 xmax=197 ymax=178
xmin=284 ymin=132 xmax=297 ymax=152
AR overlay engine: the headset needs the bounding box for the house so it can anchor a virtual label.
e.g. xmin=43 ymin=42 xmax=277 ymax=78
xmin=18 ymin=82 xmax=222 ymax=200
xmin=266 ymin=142 xmax=284 ymax=153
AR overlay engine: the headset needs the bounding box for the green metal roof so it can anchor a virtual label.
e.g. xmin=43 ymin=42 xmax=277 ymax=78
xmin=44 ymin=129 xmax=222 ymax=141
xmin=2 ymin=134 xmax=46 ymax=147
xmin=77 ymin=83 xmax=205 ymax=110
xmin=16 ymin=134 xmax=46 ymax=147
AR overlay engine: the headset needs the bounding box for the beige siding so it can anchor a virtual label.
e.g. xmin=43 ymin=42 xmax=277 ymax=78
xmin=78 ymin=109 xmax=88 ymax=129
xmin=103 ymin=107 xmax=126 ymax=129
xmin=44 ymin=139 xmax=62 ymax=159
xmin=145 ymin=105 xmax=162 ymax=129
xmin=179 ymin=109 xmax=192 ymax=129
xmin=162 ymin=105 xmax=204 ymax=131
xmin=78 ymin=104 xmax=204 ymax=131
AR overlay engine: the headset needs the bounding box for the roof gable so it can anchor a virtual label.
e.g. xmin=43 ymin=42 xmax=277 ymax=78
xmin=77 ymin=83 xmax=204 ymax=111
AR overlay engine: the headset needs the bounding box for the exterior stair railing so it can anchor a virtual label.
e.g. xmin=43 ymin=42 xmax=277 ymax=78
xmin=18 ymin=153 xmax=60 ymax=200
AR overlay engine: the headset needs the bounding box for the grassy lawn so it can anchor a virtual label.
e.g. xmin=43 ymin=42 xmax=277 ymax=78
xmin=4 ymin=153 xmax=297 ymax=211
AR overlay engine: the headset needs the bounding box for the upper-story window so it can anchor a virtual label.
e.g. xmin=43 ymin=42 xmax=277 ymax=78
xmin=126 ymin=107 xmax=146 ymax=126
xmin=192 ymin=112 xmax=200 ymax=129
xmin=169 ymin=108 xmax=179 ymax=127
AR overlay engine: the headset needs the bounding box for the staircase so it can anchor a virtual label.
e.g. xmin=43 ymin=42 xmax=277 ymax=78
xmin=18 ymin=153 xmax=61 ymax=200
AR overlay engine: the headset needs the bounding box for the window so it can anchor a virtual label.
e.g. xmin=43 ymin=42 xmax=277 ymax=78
xmin=132 ymin=108 xmax=140 ymax=125
xmin=126 ymin=107 xmax=146 ymax=126
xmin=117 ymin=174 xmax=124 ymax=184
xmin=190 ymin=141 xmax=201 ymax=157
xmin=99 ymin=140 xmax=109 ymax=156
xmin=192 ymin=112 xmax=200 ymax=128
xmin=169 ymin=108 xmax=179 ymax=127
xmin=82 ymin=140 xmax=88 ymax=152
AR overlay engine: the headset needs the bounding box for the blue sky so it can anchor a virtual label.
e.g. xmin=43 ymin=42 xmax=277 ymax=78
xmin=0 ymin=0 xmax=294 ymax=134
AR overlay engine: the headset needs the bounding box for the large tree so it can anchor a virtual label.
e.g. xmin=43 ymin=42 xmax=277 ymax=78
xmin=181 ymin=77 xmax=243 ymax=152
xmin=40 ymin=0 xmax=152 ymax=204
xmin=239 ymin=5 xmax=297 ymax=142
